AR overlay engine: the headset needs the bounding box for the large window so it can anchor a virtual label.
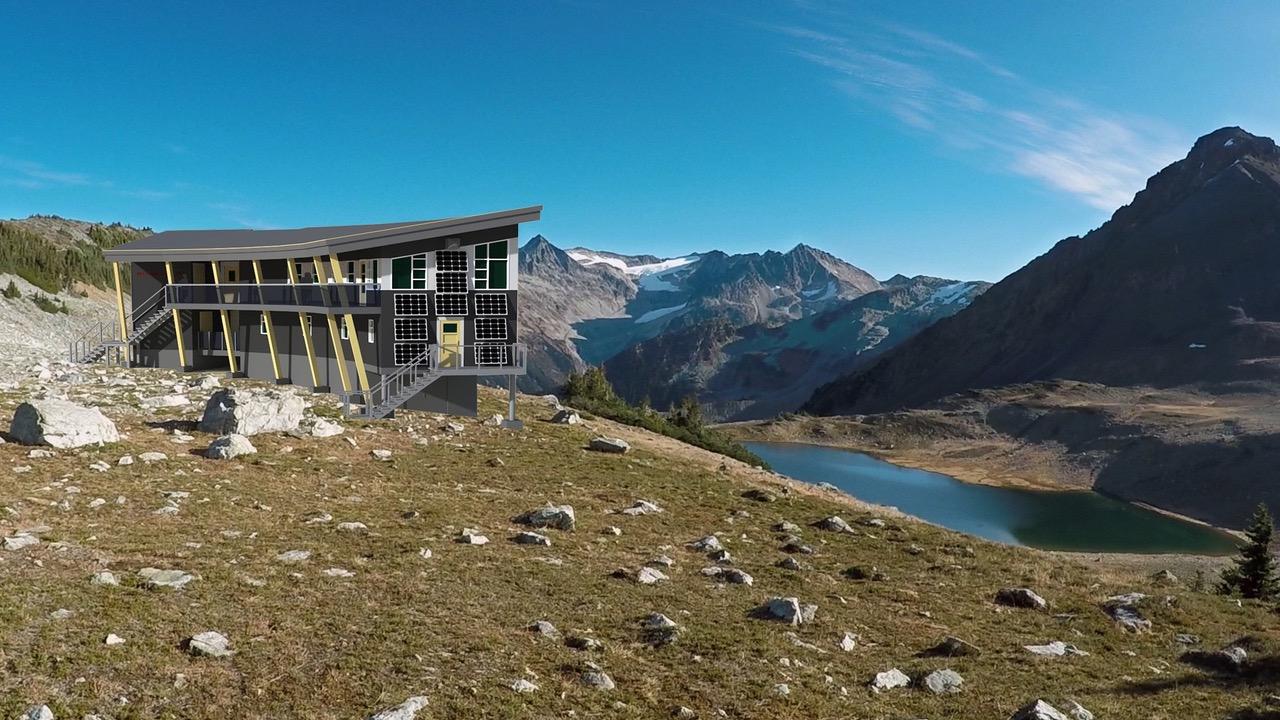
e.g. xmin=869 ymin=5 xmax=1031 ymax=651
xmin=474 ymin=240 xmax=509 ymax=290
xmin=392 ymin=254 xmax=427 ymax=290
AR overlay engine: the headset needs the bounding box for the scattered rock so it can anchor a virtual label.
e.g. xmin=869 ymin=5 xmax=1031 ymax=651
xmin=870 ymin=667 xmax=910 ymax=693
xmin=642 ymin=613 xmax=680 ymax=645
xmin=4 ymin=533 xmax=39 ymax=551
xmin=10 ymin=398 xmax=120 ymax=448
xmin=274 ymin=550 xmax=311 ymax=564
xmin=139 ymin=568 xmax=196 ymax=589
xmin=306 ymin=417 xmax=345 ymax=437
xmin=510 ymin=678 xmax=538 ymax=693
xmin=777 ymin=557 xmax=803 ymax=571
xmin=581 ymin=663 xmax=615 ymax=691
xmin=516 ymin=503 xmax=576 ymax=531
xmin=366 ymin=695 xmax=429 ymax=720
xmin=1102 ymin=593 xmax=1151 ymax=633
xmin=920 ymin=668 xmax=964 ymax=694
xmin=1024 ymin=641 xmax=1088 ymax=657
xmin=742 ymin=488 xmax=775 ymax=503
xmin=687 ymin=534 xmax=723 ymax=552
xmin=370 ymin=449 xmax=393 ymax=462
xmin=839 ymin=632 xmax=858 ymax=652
xmin=1064 ymin=700 xmax=1094 ymax=720
xmin=1009 ymin=699 xmax=1071 ymax=720
xmin=814 ymin=515 xmax=853 ymax=533
xmin=1180 ymin=645 xmax=1248 ymax=674
xmin=700 ymin=567 xmax=753 ymax=586
xmin=90 ymin=570 xmax=119 ymax=586
xmin=601 ymin=525 xmax=622 ymax=536
xmin=527 ymin=620 xmax=560 ymax=638
xmin=619 ymin=499 xmax=664 ymax=516
xmin=587 ymin=436 xmax=629 ymax=454
xmin=337 ymin=521 xmax=368 ymax=533
xmin=205 ymin=433 xmax=256 ymax=460
xmin=198 ymin=387 xmax=306 ymax=436
xmin=566 ymin=635 xmax=603 ymax=651
xmin=138 ymin=451 xmax=168 ymax=463
xmin=104 ymin=633 xmax=126 ymax=646
xmin=186 ymin=631 xmax=233 ymax=658
xmin=20 ymin=706 xmax=54 ymax=720
xmin=995 ymin=587 xmax=1048 ymax=610
xmin=551 ymin=409 xmax=580 ymax=425
xmin=758 ymin=596 xmax=817 ymax=625
xmin=513 ymin=531 xmax=552 ymax=546
xmin=1150 ymin=569 xmax=1178 ymax=584
xmin=457 ymin=528 xmax=489 ymax=545
xmin=323 ymin=567 xmax=355 ymax=578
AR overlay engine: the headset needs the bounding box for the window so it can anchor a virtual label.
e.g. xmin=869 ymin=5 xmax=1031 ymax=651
xmin=474 ymin=240 xmax=509 ymax=290
xmin=434 ymin=293 xmax=468 ymax=316
xmin=392 ymin=254 xmax=427 ymax=289
xmin=303 ymin=314 xmax=313 ymax=332
xmin=474 ymin=317 xmax=507 ymax=340
xmin=367 ymin=318 xmax=375 ymax=344
xmin=473 ymin=293 xmax=508 ymax=316
xmin=346 ymin=261 xmax=355 ymax=283
xmin=394 ymin=293 xmax=429 ymax=315
xmin=394 ymin=342 xmax=428 ymax=365
xmin=339 ymin=315 xmax=348 ymax=340
xmin=259 ymin=313 xmax=267 ymax=335
xmin=395 ymin=317 xmax=430 ymax=340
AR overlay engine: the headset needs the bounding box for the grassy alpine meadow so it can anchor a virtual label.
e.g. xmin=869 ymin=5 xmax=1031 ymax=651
xmin=0 ymin=369 xmax=1276 ymax=719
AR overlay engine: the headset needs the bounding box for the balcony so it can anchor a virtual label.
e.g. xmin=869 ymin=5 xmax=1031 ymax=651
xmin=165 ymin=283 xmax=381 ymax=313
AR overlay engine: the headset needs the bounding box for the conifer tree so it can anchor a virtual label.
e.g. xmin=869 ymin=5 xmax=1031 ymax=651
xmin=1219 ymin=503 xmax=1280 ymax=600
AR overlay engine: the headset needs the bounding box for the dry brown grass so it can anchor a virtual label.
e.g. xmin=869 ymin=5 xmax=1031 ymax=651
xmin=0 ymin=374 xmax=1275 ymax=719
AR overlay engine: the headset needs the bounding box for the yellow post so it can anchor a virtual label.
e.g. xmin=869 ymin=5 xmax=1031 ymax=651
xmin=312 ymin=256 xmax=351 ymax=393
xmin=111 ymin=262 xmax=128 ymax=341
xmin=286 ymin=259 xmax=322 ymax=388
xmin=251 ymin=259 xmax=283 ymax=381
xmin=163 ymin=262 xmax=188 ymax=368
xmin=327 ymin=254 xmax=371 ymax=395
xmin=209 ymin=261 xmax=238 ymax=374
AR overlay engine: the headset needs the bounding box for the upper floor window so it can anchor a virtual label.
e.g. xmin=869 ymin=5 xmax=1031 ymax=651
xmin=391 ymin=254 xmax=427 ymax=289
xmin=474 ymin=240 xmax=509 ymax=290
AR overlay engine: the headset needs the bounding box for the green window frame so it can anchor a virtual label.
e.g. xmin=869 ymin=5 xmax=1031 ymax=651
xmin=474 ymin=240 xmax=509 ymax=290
xmin=391 ymin=254 xmax=428 ymax=290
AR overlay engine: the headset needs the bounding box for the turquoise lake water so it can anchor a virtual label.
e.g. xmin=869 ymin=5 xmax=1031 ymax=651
xmin=744 ymin=442 xmax=1239 ymax=554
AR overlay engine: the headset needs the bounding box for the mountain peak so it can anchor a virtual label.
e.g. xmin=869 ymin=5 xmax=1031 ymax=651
xmin=1188 ymin=126 xmax=1275 ymax=160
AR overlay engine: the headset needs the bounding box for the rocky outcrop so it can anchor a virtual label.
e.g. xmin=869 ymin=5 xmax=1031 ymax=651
xmin=9 ymin=398 xmax=119 ymax=448
xmin=198 ymin=388 xmax=306 ymax=436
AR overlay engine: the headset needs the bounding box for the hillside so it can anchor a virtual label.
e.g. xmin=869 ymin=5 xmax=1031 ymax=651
xmin=0 ymin=215 xmax=150 ymax=293
xmin=1 ymin=359 xmax=1277 ymax=718
xmin=806 ymin=127 xmax=1280 ymax=415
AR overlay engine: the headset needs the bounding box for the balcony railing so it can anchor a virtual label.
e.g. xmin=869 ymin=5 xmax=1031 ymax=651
xmin=165 ymin=283 xmax=381 ymax=311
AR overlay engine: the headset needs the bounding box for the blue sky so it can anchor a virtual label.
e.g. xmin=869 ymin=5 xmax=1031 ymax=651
xmin=1 ymin=1 xmax=1277 ymax=281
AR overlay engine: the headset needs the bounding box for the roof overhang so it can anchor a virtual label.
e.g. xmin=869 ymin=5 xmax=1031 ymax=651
xmin=103 ymin=205 xmax=541 ymax=263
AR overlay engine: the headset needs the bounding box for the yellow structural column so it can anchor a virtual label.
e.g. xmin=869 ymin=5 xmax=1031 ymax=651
xmin=163 ymin=262 xmax=188 ymax=368
xmin=251 ymin=260 xmax=283 ymax=381
xmin=285 ymin=259 xmax=322 ymax=388
xmin=311 ymin=256 xmax=351 ymax=393
xmin=327 ymin=254 xmax=371 ymax=396
xmin=209 ymin=261 xmax=239 ymax=374
xmin=111 ymin=262 xmax=128 ymax=341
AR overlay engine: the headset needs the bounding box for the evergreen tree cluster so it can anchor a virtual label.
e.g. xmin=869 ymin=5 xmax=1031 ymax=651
xmin=0 ymin=221 xmax=143 ymax=294
xmin=563 ymin=367 xmax=767 ymax=468
xmin=1218 ymin=503 xmax=1280 ymax=600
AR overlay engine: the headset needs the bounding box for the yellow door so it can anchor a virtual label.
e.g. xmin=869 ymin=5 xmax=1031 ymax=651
xmin=438 ymin=318 xmax=462 ymax=368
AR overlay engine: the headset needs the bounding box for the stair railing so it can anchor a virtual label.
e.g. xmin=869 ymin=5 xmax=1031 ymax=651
xmin=340 ymin=345 xmax=438 ymax=418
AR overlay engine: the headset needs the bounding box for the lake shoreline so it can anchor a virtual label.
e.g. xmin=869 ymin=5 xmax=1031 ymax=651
xmin=744 ymin=439 xmax=1241 ymax=557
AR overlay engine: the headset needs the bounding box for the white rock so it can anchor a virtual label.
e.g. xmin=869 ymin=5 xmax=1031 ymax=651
xmin=635 ymin=566 xmax=668 ymax=585
xmin=371 ymin=449 xmax=393 ymax=461
xmin=513 ymin=531 xmax=552 ymax=546
xmin=91 ymin=570 xmax=119 ymax=586
xmin=105 ymin=633 xmax=126 ymax=646
xmin=323 ymin=567 xmax=355 ymax=578
xmin=457 ymin=529 xmax=489 ymax=545
xmin=551 ymin=409 xmax=580 ymax=425
xmin=138 ymin=451 xmax=168 ymax=463
xmin=197 ymin=387 xmax=306 ymax=436
xmin=117 ymin=455 xmax=134 ymax=466
xmin=139 ymin=567 xmax=196 ymax=589
xmin=516 ymin=503 xmax=576 ymax=531
xmin=307 ymin=417 xmax=345 ymax=437
xmin=1009 ymin=700 xmax=1071 ymax=720
xmin=510 ymin=678 xmax=538 ymax=693
xmin=619 ymin=499 xmax=664 ymax=516
xmin=20 ymin=705 xmax=54 ymax=720
xmin=4 ymin=533 xmax=40 ymax=551
xmin=367 ymin=696 xmax=429 ymax=720
xmin=88 ymin=460 xmax=111 ymax=472
xmin=9 ymin=399 xmax=120 ymax=448
xmin=760 ymin=596 xmax=817 ymax=625
xmin=205 ymin=433 xmax=256 ymax=460
xmin=274 ymin=549 xmax=311 ymax=563
xmin=588 ymin=436 xmax=629 ymax=453
xmin=871 ymin=668 xmax=911 ymax=693
xmin=337 ymin=521 xmax=368 ymax=533
xmin=187 ymin=630 xmax=233 ymax=658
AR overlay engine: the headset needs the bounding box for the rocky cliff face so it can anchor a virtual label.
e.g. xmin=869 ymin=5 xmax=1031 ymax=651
xmin=806 ymin=127 xmax=1280 ymax=415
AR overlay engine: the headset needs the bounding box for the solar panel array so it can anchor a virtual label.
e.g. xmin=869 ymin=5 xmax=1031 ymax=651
xmin=472 ymin=293 xmax=508 ymax=316
xmin=474 ymin=317 xmax=507 ymax=340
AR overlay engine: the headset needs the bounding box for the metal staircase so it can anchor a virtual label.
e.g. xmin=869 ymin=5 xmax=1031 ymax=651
xmin=341 ymin=346 xmax=441 ymax=420
xmin=70 ymin=288 xmax=169 ymax=365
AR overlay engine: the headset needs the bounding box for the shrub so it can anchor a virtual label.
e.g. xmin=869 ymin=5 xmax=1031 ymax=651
xmin=2 ymin=279 xmax=19 ymax=299
xmin=31 ymin=293 xmax=68 ymax=314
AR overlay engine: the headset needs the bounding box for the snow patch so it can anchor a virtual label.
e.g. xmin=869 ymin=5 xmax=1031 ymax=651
xmin=634 ymin=303 xmax=687 ymax=324
xmin=1188 ymin=343 xmax=1207 ymax=349
xmin=567 ymin=251 xmax=700 ymax=292
xmin=928 ymin=281 xmax=974 ymax=305
xmin=800 ymin=281 xmax=838 ymax=301
xmin=1224 ymin=138 xmax=1236 ymax=147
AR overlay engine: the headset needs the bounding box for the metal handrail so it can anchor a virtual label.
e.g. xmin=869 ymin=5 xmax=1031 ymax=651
xmin=165 ymin=282 xmax=381 ymax=308
xmin=339 ymin=342 xmax=527 ymax=418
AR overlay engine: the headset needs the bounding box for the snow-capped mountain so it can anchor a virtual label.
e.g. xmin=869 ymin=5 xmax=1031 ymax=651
xmin=518 ymin=235 xmax=988 ymax=419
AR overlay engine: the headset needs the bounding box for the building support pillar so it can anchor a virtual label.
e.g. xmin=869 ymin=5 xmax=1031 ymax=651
xmin=502 ymin=374 xmax=523 ymax=429
xmin=327 ymin=253 xmax=371 ymax=397
xmin=111 ymin=261 xmax=129 ymax=367
xmin=251 ymin=259 xmax=288 ymax=384
xmin=163 ymin=262 xmax=189 ymax=370
xmin=312 ymin=256 xmax=351 ymax=394
xmin=286 ymin=259 xmax=324 ymax=392
xmin=209 ymin=261 xmax=239 ymax=376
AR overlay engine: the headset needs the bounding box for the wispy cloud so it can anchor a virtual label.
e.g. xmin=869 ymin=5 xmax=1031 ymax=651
xmin=207 ymin=201 xmax=280 ymax=229
xmin=769 ymin=18 xmax=1183 ymax=210
xmin=0 ymin=155 xmax=180 ymax=203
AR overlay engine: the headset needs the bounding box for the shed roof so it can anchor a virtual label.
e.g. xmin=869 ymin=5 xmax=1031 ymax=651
xmin=104 ymin=205 xmax=541 ymax=262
